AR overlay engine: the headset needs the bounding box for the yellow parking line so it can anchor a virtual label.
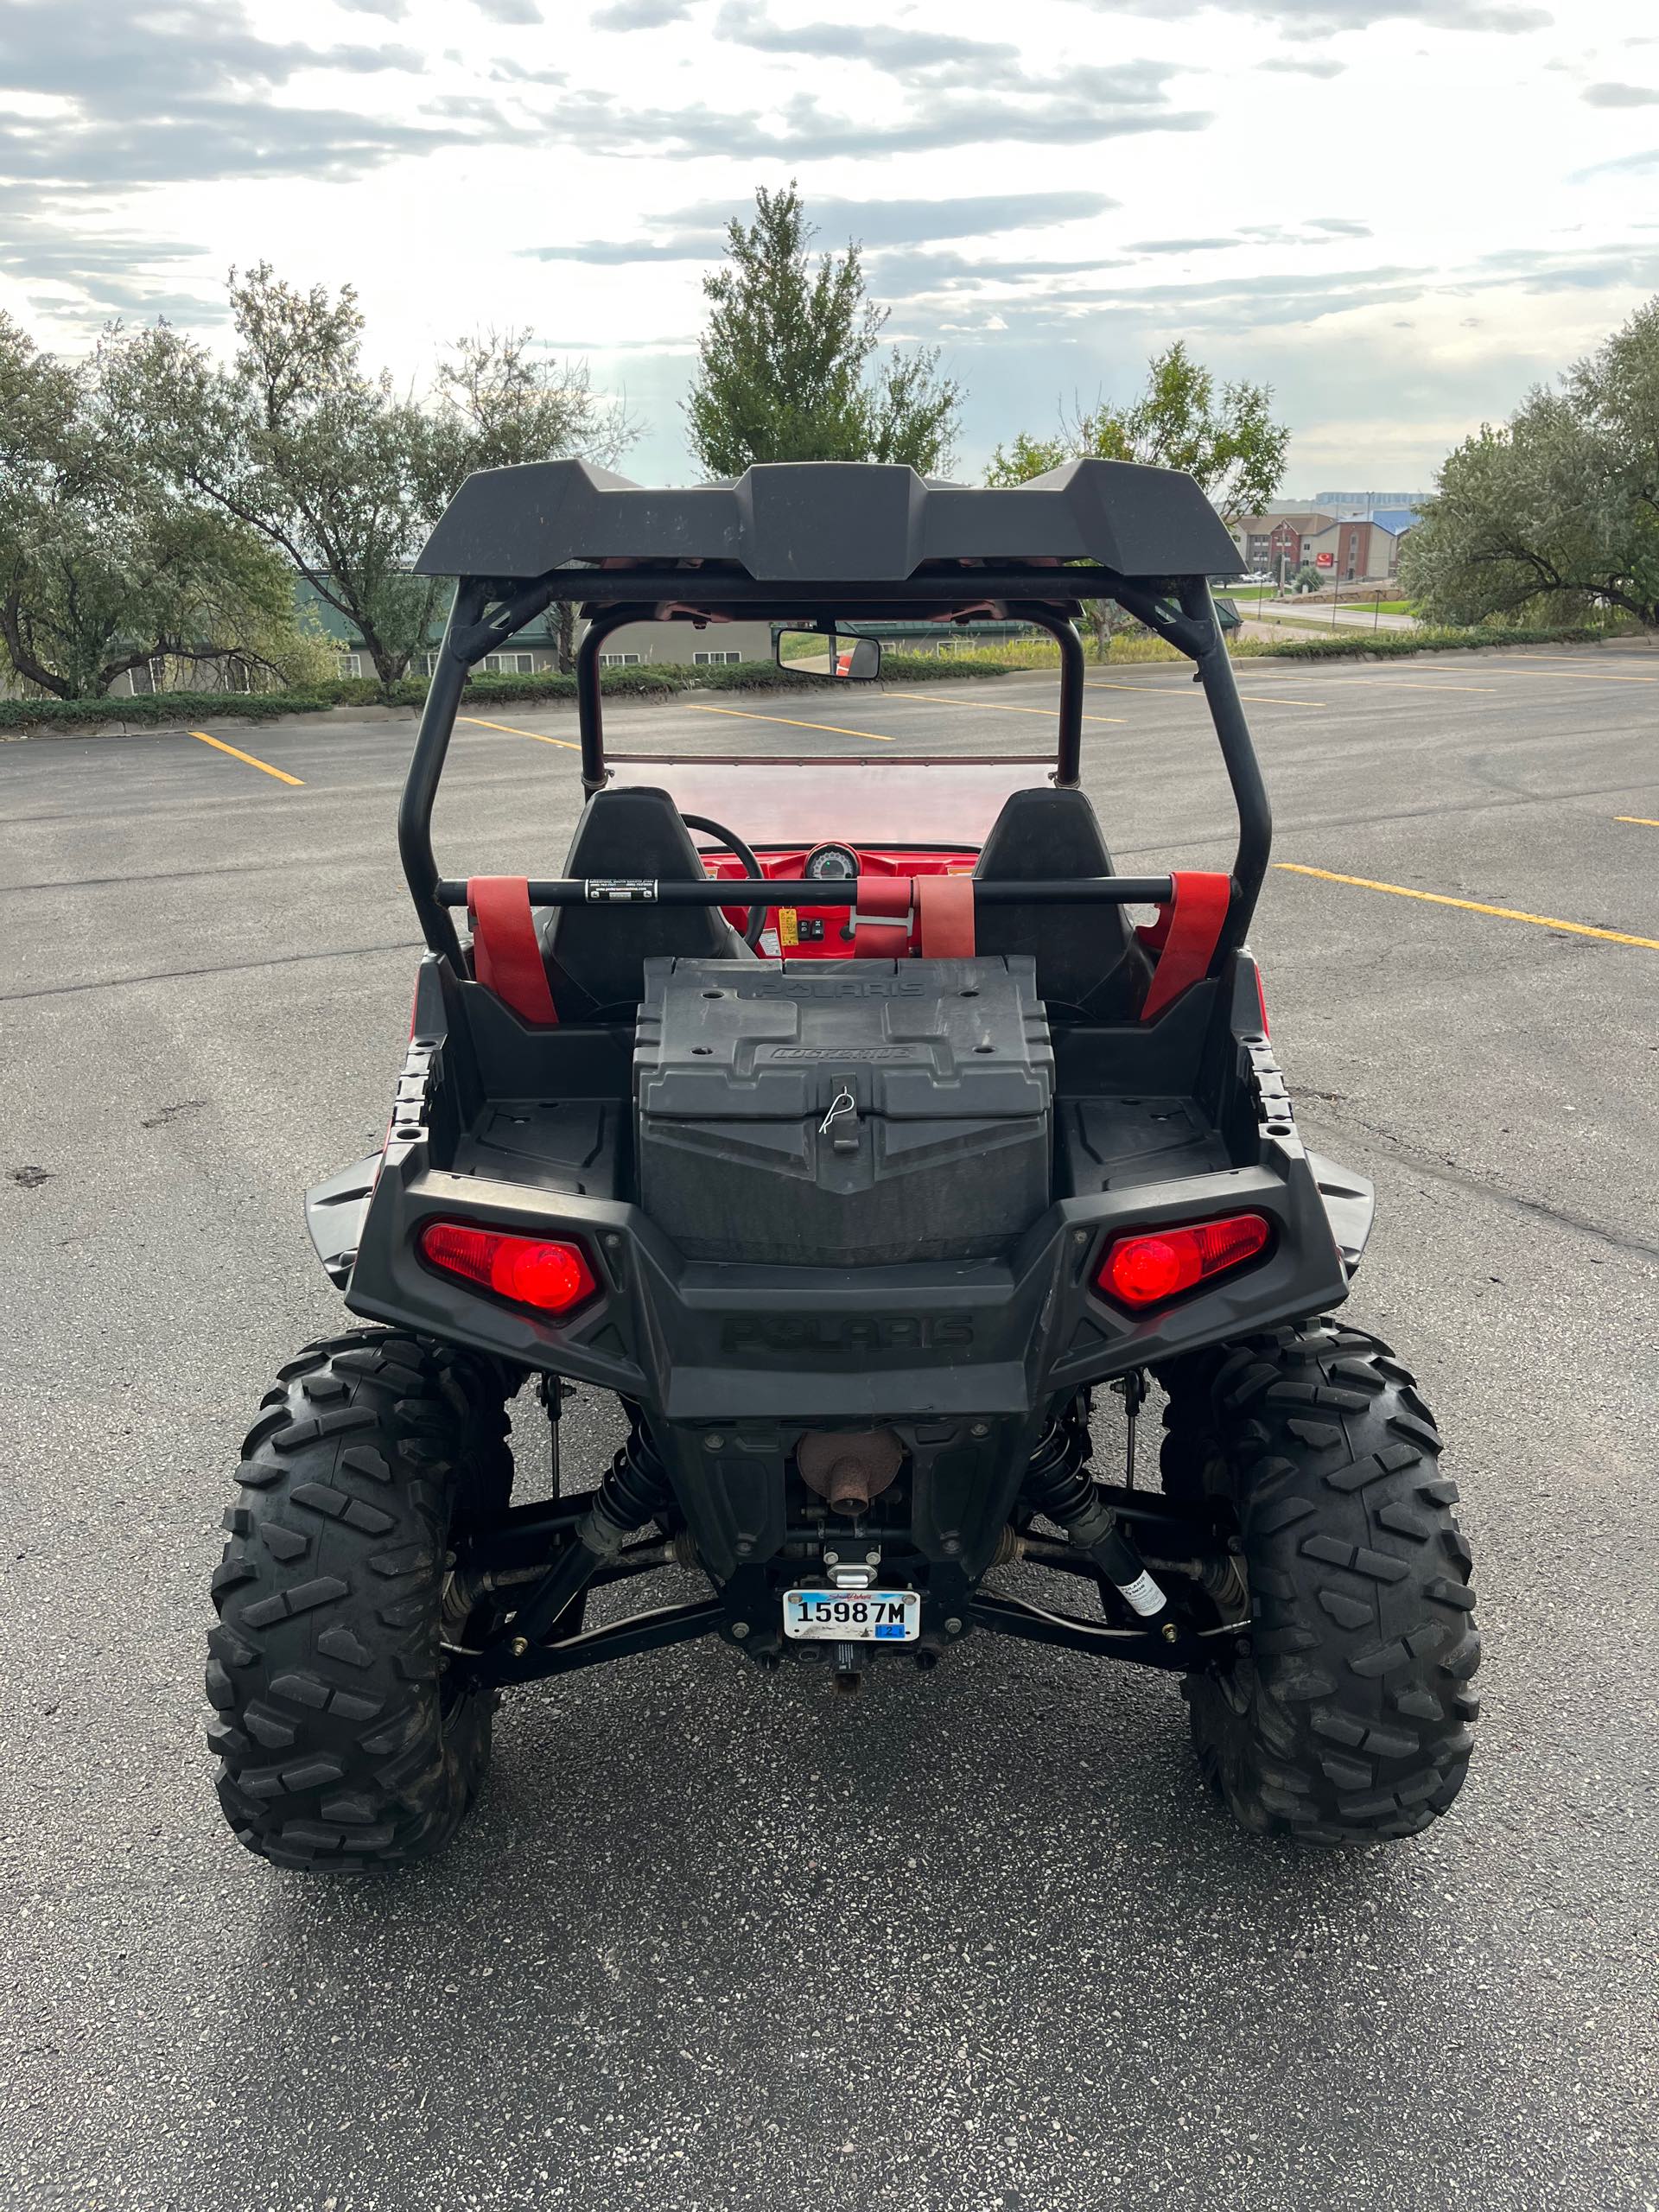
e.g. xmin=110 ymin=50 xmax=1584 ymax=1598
xmin=459 ymin=715 xmax=580 ymax=751
xmin=189 ymin=730 xmax=302 ymax=786
xmin=897 ymin=690 xmax=1126 ymax=725
xmin=1276 ymin=863 xmax=1659 ymax=951
xmin=1085 ymin=681 xmax=1328 ymax=707
xmin=1503 ymin=655 xmax=1658 ymax=675
xmin=1337 ymin=677 xmax=1497 ymax=695
xmin=1615 ymin=816 xmax=1659 ymax=828
xmin=1485 ymin=666 xmax=1657 ymax=685
xmin=684 ymin=702 xmax=892 ymax=742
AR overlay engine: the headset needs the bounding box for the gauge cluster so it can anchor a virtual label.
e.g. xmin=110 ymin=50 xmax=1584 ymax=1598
xmin=802 ymin=842 xmax=861 ymax=883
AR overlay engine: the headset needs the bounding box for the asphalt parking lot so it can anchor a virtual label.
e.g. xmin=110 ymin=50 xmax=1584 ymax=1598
xmin=3 ymin=647 xmax=1656 ymax=2211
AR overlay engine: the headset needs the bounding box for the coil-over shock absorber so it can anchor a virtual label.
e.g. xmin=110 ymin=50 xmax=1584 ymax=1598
xmin=504 ymin=1414 xmax=675 ymax=1652
xmin=1024 ymin=1409 xmax=1170 ymax=1623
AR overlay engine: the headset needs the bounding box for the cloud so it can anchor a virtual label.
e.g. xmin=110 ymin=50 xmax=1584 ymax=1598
xmin=1582 ymin=82 xmax=1659 ymax=106
xmin=865 ymin=250 xmax=1132 ymax=291
xmin=810 ymin=191 xmax=1120 ymax=246
xmin=1051 ymin=222 xmax=1374 ymax=261
xmin=990 ymin=264 xmax=1435 ymax=334
xmin=714 ymin=2 xmax=1018 ymax=75
xmin=1228 ymin=219 xmax=1373 ymax=243
xmin=490 ymin=58 xmax=568 ymax=86
xmin=0 ymin=197 xmax=224 ymax=324
xmin=1259 ymin=54 xmax=1347 ymax=73
xmin=0 ymin=1 xmax=455 ymax=191
xmin=1074 ymin=0 xmax=1550 ymax=27
xmin=1126 ymin=236 xmax=1239 ymax=253
xmin=527 ymin=190 xmax=1120 ymax=264
xmin=473 ymin=0 xmax=542 ymax=20
xmin=3 ymin=105 xmax=469 ymax=190
xmin=0 ymin=0 xmax=470 ymax=318
xmin=1570 ymin=144 xmax=1659 ymax=179
xmin=963 ymin=242 xmax=1659 ymax=345
xmin=512 ymin=70 xmax=1208 ymax=161
xmin=1465 ymin=241 xmax=1659 ymax=290
xmin=334 ymin=0 xmax=408 ymax=14
xmin=0 ymin=2 xmax=422 ymax=109
xmin=594 ymin=0 xmax=691 ymax=22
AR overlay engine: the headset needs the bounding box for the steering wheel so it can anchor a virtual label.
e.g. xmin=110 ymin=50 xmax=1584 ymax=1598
xmin=682 ymin=812 xmax=770 ymax=950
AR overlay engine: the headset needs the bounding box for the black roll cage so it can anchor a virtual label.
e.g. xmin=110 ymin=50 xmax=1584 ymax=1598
xmin=397 ymin=565 xmax=1272 ymax=982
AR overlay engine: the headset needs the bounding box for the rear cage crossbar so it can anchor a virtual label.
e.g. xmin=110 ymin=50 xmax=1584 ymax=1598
xmin=397 ymin=564 xmax=1272 ymax=980
xmin=433 ymin=876 xmax=1182 ymax=909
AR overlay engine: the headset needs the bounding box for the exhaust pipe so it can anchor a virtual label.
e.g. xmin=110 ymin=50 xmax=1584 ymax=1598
xmin=796 ymin=1427 xmax=903 ymax=1516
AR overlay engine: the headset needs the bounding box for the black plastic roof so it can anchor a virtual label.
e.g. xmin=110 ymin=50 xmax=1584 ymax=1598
xmin=414 ymin=457 xmax=1242 ymax=584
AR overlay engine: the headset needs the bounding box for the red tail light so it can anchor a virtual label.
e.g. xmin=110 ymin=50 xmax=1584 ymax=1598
xmin=418 ymin=1222 xmax=598 ymax=1316
xmin=1096 ymin=1213 xmax=1271 ymax=1311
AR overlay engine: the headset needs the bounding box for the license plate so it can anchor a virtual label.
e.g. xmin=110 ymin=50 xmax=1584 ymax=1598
xmin=782 ymin=1588 xmax=921 ymax=1642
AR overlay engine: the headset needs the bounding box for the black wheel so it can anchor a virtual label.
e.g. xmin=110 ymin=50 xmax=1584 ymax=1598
xmin=1159 ymin=1319 xmax=1480 ymax=1846
xmin=207 ymin=1327 xmax=514 ymax=1871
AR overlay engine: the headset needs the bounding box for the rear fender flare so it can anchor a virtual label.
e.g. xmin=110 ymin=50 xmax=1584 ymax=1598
xmin=305 ymin=1154 xmax=381 ymax=1288
xmin=1306 ymin=1150 xmax=1375 ymax=1276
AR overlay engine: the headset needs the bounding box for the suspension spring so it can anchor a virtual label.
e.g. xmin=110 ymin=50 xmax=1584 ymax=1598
xmin=1023 ymin=1410 xmax=1170 ymax=1622
xmin=593 ymin=1416 xmax=676 ymax=1551
xmin=1024 ymin=1414 xmax=1096 ymax=1522
xmin=504 ymin=1413 xmax=675 ymax=1652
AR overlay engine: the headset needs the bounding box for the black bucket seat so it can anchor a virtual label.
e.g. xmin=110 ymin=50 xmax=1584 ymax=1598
xmin=972 ymin=786 xmax=1151 ymax=1020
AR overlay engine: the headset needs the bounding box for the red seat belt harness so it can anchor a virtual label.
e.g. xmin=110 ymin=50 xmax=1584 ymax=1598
xmin=917 ymin=872 xmax=976 ymax=958
xmin=1136 ymin=870 xmax=1231 ymax=1021
xmin=849 ymin=874 xmax=914 ymax=957
xmin=467 ymin=875 xmax=560 ymax=1027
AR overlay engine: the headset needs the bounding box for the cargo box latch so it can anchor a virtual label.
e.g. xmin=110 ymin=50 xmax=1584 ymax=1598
xmin=819 ymin=1085 xmax=860 ymax=1154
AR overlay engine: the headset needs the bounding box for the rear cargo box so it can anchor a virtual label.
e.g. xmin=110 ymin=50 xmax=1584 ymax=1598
xmin=634 ymin=957 xmax=1054 ymax=1265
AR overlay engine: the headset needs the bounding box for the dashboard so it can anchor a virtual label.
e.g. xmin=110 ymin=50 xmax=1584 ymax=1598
xmin=698 ymin=841 xmax=976 ymax=960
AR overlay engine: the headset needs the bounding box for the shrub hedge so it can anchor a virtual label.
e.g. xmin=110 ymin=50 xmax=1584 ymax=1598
xmin=0 ymin=623 xmax=1633 ymax=733
xmin=1234 ymin=621 xmax=1611 ymax=661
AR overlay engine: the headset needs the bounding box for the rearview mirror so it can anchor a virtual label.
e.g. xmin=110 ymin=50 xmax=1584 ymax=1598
xmin=772 ymin=627 xmax=883 ymax=681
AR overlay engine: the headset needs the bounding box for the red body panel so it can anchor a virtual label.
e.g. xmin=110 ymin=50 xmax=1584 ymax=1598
xmin=702 ymin=844 xmax=976 ymax=960
xmin=699 ymin=846 xmax=1232 ymax=1010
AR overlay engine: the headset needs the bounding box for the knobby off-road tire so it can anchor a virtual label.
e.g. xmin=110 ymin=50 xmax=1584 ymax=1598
xmin=1160 ymin=1319 xmax=1479 ymax=1845
xmin=207 ymin=1327 xmax=514 ymax=1871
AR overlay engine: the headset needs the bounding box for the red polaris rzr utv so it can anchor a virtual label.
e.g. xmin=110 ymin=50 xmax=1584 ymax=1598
xmin=207 ymin=459 xmax=1479 ymax=1869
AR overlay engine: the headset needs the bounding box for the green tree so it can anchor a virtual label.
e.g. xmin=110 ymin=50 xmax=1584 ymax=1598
xmin=685 ymin=182 xmax=963 ymax=479
xmin=0 ymin=314 xmax=317 ymax=699
xmin=1402 ymin=300 xmax=1659 ymax=630
xmin=115 ymin=267 xmax=636 ymax=684
xmin=988 ymin=342 xmax=1288 ymax=656
xmin=983 ymin=431 xmax=1068 ymax=488
xmin=988 ymin=340 xmax=1288 ymax=524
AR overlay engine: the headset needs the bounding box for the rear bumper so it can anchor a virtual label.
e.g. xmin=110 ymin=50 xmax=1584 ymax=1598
xmin=342 ymin=1137 xmax=1351 ymax=1416
xmin=334 ymin=1133 xmax=1352 ymax=1600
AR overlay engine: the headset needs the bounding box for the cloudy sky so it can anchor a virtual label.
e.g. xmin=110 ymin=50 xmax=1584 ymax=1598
xmin=3 ymin=0 xmax=1656 ymax=491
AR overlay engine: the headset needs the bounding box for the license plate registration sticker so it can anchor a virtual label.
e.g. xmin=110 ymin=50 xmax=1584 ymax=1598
xmin=783 ymin=1589 xmax=921 ymax=1642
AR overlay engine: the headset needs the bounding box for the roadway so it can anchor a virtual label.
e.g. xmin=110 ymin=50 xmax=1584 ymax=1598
xmin=1233 ymin=591 xmax=1419 ymax=633
xmin=2 ymin=646 xmax=1656 ymax=2210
